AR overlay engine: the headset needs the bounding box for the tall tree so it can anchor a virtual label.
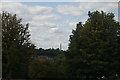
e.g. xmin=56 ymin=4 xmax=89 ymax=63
xmin=66 ymin=22 xmax=84 ymax=78
xmin=2 ymin=11 xmax=35 ymax=78
xmin=67 ymin=11 xmax=120 ymax=79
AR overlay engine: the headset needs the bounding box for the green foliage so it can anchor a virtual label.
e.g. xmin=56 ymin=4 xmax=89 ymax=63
xmin=28 ymin=58 xmax=55 ymax=79
xmin=53 ymin=53 xmax=67 ymax=78
xmin=2 ymin=11 xmax=35 ymax=78
xmin=67 ymin=10 xmax=120 ymax=79
xmin=35 ymin=48 xmax=65 ymax=58
xmin=28 ymin=52 xmax=67 ymax=79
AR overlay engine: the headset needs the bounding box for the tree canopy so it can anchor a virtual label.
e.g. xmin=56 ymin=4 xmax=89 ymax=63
xmin=2 ymin=11 xmax=35 ymax=78
xmin=67 ymin=10 xmax=120 ymax=79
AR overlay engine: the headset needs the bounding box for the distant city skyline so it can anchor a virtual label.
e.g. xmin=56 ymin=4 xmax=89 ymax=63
xmin=1 ymin=2 xmax=118 ymax=50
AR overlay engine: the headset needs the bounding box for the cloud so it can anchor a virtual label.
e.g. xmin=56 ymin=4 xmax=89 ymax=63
xmin=2 ymin=2 xmax=60 ymax=22
xmin=2 ymin=2 xmax=53 ymax=14
xmin=1 ymin=2 xmax=118 ymax=50
xmin=28 ymin=6 xmax=53 ymax=15
xmin=29 ymin=21 xmax=56 ymax=27
xmin=2 ymin=2 xmax=26 ymax=15
xmin=86 ymin=2 xmax=118 ymax=12
xmin=57 ymin=5 xmax=83 ymax=16
xmin=2 ymin=2 xmax=61 ymax=32
xmin=56 ymin=2 xmax=117 ymax=16
xmin=32 ymin=14 xmax=60 ymax=21
xmin=49 ymin=27 xmax=60 ymax=33
xmin=59 ymin=21 xmax=78 ymax=27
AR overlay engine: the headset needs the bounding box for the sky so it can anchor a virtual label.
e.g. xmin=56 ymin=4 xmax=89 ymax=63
xmin=1 ymin=0 xmax=120 ymax=2
xmin=1 ymin=2 xmax=118 ymax=50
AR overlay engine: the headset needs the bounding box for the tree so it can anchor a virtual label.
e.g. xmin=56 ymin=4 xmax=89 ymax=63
xmin=29 ymin=49 xmax=66 ymax=79
xmin=35 ymin=48 xmax=64 ymax=58
xmin=2 ymin=11 xmax=35 ymax=78
xmin=53 ymin=53 xmax=67 ymax=78
xmin=66 ymin=22 xmax=84 ymax=78
xmin=67 ymin=11 xmax=120 ymax=79
xmin=28 ymin=58 xmax=55 ymax=79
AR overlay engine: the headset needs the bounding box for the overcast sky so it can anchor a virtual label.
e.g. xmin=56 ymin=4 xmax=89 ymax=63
xmin=1 ymin=2 xmax=118 ymax=50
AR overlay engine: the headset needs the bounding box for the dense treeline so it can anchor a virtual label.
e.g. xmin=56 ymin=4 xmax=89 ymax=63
xmin=28 ymin=48 xmax=66 ymax=79
xmin=28 ymin=53 xmax=66 ymax=79
xmin=35 ymin=48 xmax=65 ymax=58
xmin=1 ymin=11 xmax=120 ymax=80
